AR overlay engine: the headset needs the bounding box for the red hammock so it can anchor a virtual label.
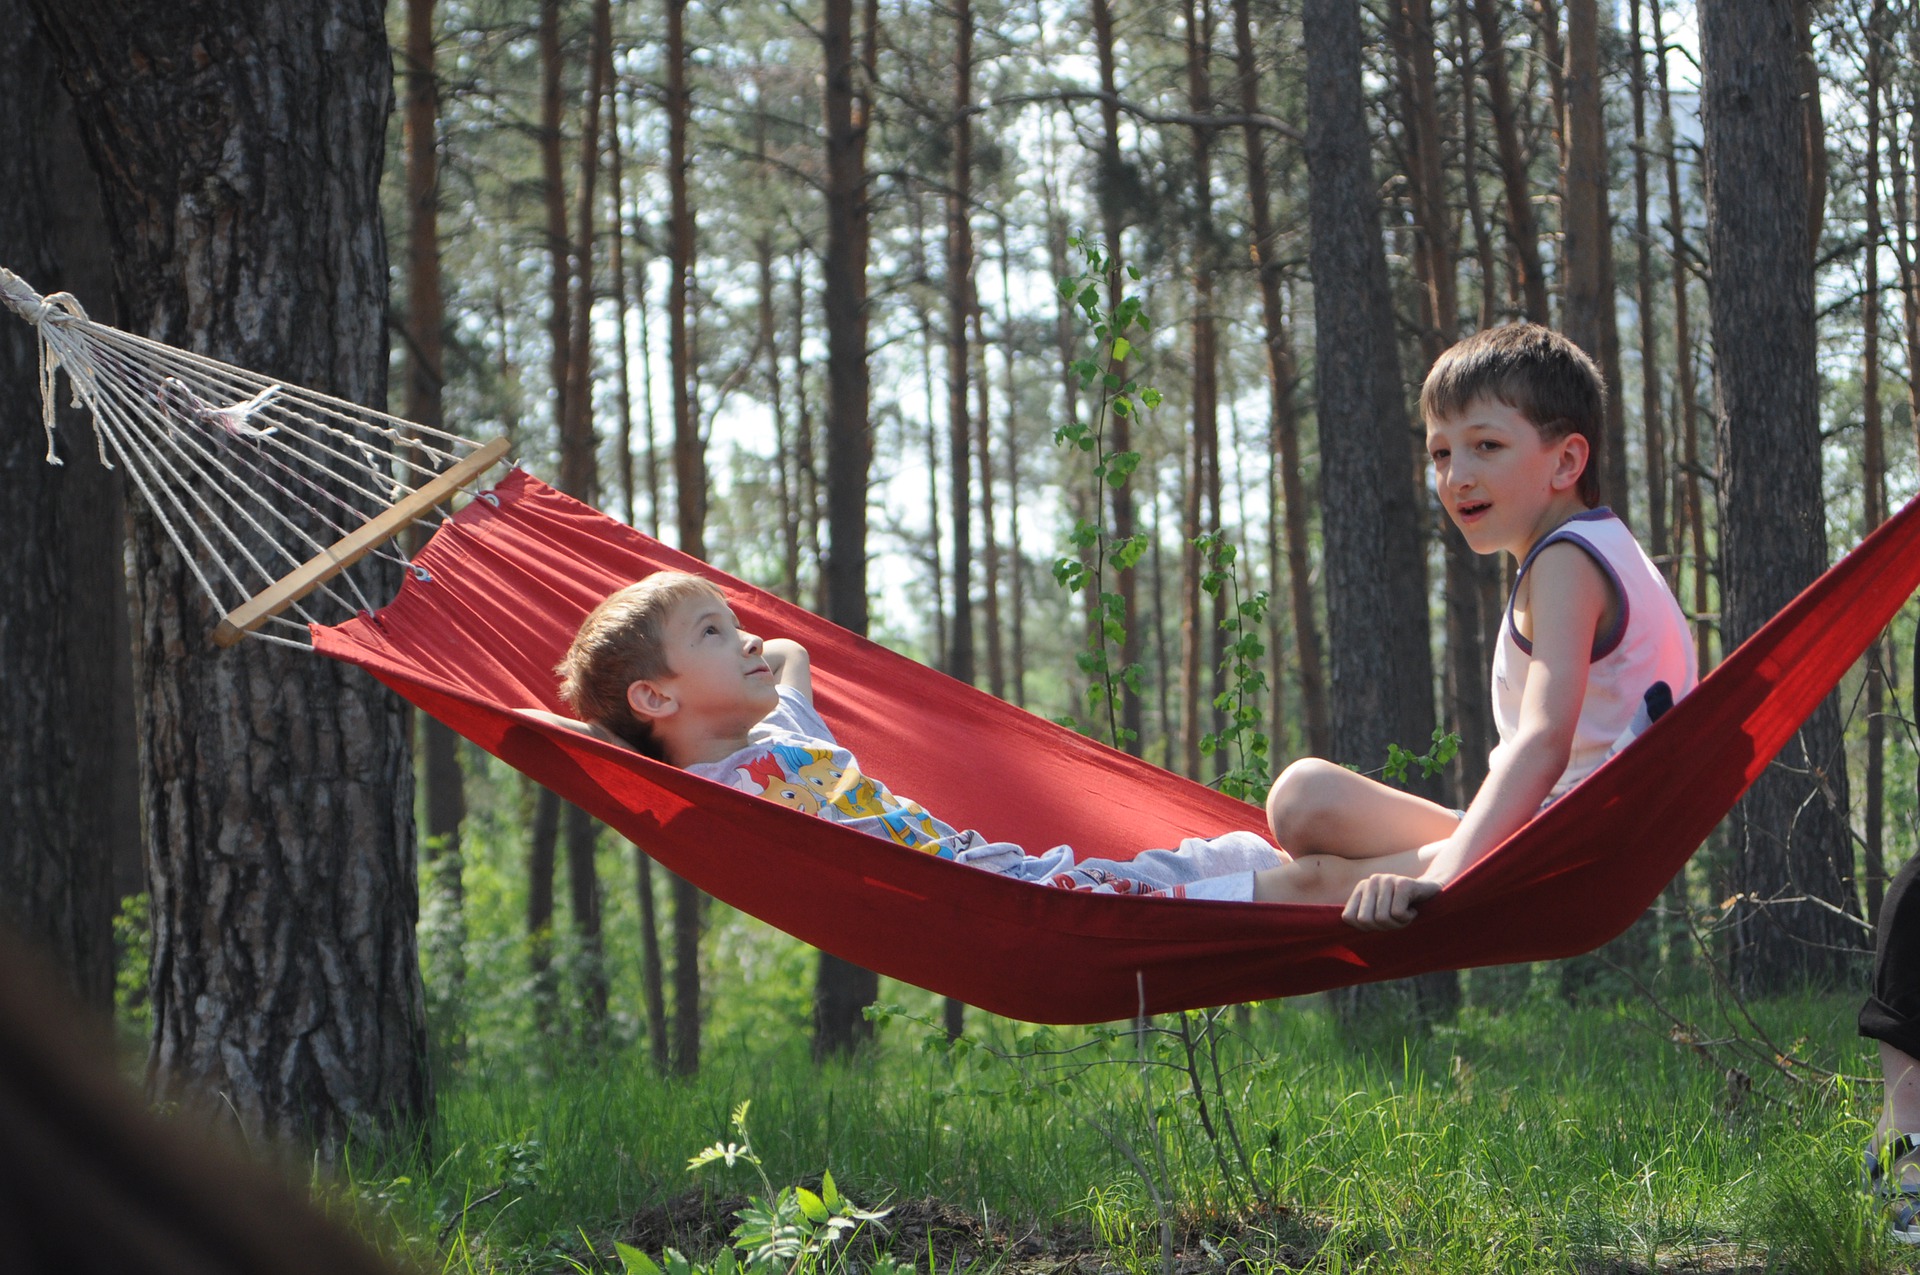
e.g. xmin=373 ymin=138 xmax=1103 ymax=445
xmin=315 ymin=470 xmax=1920 ymax=1023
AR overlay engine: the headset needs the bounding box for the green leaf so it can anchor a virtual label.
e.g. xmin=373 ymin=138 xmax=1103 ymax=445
xmin=795 ymin=1187 xmax=830 ymax=1224
xmin=1111 ymin=336 xmax=1132 ymax=361
xmin=821 ymin=1169 xmax=843 ymax=1211
xmin=1142 ymin=387 xmax=1163 ymax=409
xmin=615 ymin=1243 xmax=663 ymax=1275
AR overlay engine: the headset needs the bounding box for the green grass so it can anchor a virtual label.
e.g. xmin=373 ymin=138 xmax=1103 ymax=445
xmin=333 ymin=947 xmax=1920 ymax=1274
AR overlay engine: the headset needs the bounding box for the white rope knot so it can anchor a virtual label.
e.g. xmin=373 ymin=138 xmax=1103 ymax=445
xmin=0 ymin=267 xmax=88 ymax=329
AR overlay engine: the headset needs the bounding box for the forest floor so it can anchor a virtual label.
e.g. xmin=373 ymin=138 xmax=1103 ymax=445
xmin=347 ymin=956 xmax=1920 ymax=1275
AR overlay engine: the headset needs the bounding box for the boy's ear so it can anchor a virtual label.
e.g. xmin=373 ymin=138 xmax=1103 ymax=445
xmin=1550 ymin=432 xmax=1590 ymax=492
xmin=626 ymin=678 xmax=677 ymax=722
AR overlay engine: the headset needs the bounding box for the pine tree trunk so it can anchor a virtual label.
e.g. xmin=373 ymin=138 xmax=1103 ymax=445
xmin=0 ymin=4 xmax=125 ymax=1013
xmin=530 ymin=0 xmax=570 ymax=1038
xmin=946 ymin=0 xmax=976 ymax=690
xmin=1304 ymin=0 xmax=1454 ymax=1024
xmin=1560 ymin=0 xmax=1629 ymax=518
xmin=1699 ymin=0 xmax=1861 ymax=992
xmin=1091 ymin=0 xmax=1145 ymax=755
xmin=815 ymin=0 xmax=881 ymax=1057
xmin=1862 ymin=0 xmax=1889 ymax=926
xmin=1233 ymin=0 xmax=1328 ymax=758
xmin=403 ymin=0 xmax=470 ymax=1056
xmin=29 ymin=0 xmax=430 ymax=1157
xmin=1471 ymin=0 xmax=1551 ymax=323
xmin=665 ymin=0 xmax=711 ymax=1074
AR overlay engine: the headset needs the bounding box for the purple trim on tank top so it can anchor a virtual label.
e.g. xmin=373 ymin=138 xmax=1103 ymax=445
xmin=1504 ymin=508 xmax=1630 ymax=661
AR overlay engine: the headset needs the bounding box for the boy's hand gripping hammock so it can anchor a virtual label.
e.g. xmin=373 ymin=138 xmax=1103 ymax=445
xmin=8 ymin=267 xmax=1917 ymax=1023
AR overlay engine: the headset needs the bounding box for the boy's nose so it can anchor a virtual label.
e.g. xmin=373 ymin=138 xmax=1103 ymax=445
xmin=742 ymin=631 xmax=764 ymax=654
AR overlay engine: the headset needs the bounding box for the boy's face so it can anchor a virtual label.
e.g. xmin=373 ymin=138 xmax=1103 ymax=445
xmin=628 ymin=595 xmax=779 ymax=733
xmin=1426 ymin=396 xmax=1589 ymax=558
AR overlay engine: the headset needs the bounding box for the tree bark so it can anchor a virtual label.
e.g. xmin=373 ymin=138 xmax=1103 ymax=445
xmin=666 ymin=0 xmax=710 ymax=1074
xmin=1863 ymin=0 xmax=1889 ymax=926
xmin=1092 ymin=0 xmax=1145 ymax=755
xmin=1303 ymin=0 xmax=1452 ymax=1022
xmin=403 ymin=0 xmax=470 ymax=1059
xmin=1699 ymin=0 xmax=1860 ymax=992
xmin=1471 ymin=0 xmax=1551 ymax=323
xmin=1182 ymin=0 xmax=1222 ymax=781
xmin=0 ymin=1 xmax=127 ymax=1013
xmin=529 ymin=0 xmax=570 ymax=1041
xmin=1233 ymin=0 xmax=1329 ymax=758
xmin=29 ymin=0 xmax=430 ymax=1156
xmin=815 ymin=0 xmax=881 ymax=1058
xmin=1560 ymin=0 xmax=1629 ymax=518
xmin=946 ymin=0 xmax=977 ymax=691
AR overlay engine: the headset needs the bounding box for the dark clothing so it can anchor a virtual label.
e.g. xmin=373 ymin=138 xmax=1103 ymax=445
xmin=1863 ymin=852 xmax=1920 ymax=1058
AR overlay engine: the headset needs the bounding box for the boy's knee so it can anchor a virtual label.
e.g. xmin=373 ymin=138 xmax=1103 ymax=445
xmin=1266 ymin=758 xmax=1347 ymax=852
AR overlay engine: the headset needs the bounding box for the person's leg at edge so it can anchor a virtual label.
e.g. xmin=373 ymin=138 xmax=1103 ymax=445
xmin=1254 ymin=759 xmax=1460 ymax=905
xmin=1863 ymin=850 xmax=1920 ymax=1238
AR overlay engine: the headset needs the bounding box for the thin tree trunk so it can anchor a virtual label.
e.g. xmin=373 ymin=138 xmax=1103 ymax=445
xmin=530 ymin=0 xmax=570 ymax=1038
xmin=561 ymin=0 xmax=613 ymax=1039
xmin=404 ymin=0 xmax=469 ymax=1058
xmin=815 ymin=0 xmax=882 ymax=1058
xmin=1863 ymin=0 xmax=1889 ymax=926
xmin=1656 ymin=0 xmax=1711 ymax=678
xmin=31 ymin=0 xmax=430 ymax=1155
xmin=1233 ymin=0 xmax=1327 ymax=757
xmin=1091 ymin=0 xmax=1145 ymax=755
xmin=1182 ymin=0 xmax=1222 ymax=781
xmin=1700 ymin=0 xmax=1860 ymax=992
xmin=664 ymin=0 xmax=708 ymax=1075
xmin=1561 ymin=0 xmax=1628 ymax=518
xmin=1456 ymin=4 xmax=1499 ymax=328
xmin=996 ymin=217 xmax=1027 ymax=708
xmin=947 ymin=0 xmax=977 ymax=691
xmin=975 ymin=302 xmax=1006 ymax=702
xmin=1630 ymin=0 xmax=1669 ymax=579
xmin=1472 ymin=0 xmax=1551 ymax=323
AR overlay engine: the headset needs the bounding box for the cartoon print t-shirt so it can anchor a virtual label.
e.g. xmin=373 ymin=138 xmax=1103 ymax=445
xmin=686 ymin=686 xmax=965 ymax=857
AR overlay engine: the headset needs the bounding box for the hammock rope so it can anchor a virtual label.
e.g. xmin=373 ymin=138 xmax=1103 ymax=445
xmin=0 ymin=267 xmax=506 ymax=646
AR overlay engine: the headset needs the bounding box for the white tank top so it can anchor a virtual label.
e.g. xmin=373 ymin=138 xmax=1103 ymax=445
xmin=1489 ymin=509 xmax=1697 ymax=797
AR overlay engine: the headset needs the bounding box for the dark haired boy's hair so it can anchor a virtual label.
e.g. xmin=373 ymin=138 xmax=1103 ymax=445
xmin=1420 ymin=323 xmax=1606 ymax=508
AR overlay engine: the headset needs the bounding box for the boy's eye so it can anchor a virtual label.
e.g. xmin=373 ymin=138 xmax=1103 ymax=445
xmin=1430 ymin=449 xmax=1449 ymax=462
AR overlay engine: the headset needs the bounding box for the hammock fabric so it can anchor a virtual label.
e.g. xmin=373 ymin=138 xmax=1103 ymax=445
xmin=316 ymin=470 xmax=1920 ymax=1023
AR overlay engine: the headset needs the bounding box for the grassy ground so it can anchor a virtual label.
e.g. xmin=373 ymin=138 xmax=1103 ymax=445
xmin=334 ymin=952 xmax=1920 ymax=1275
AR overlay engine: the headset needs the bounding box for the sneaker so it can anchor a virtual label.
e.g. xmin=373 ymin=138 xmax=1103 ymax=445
xmin=1865 ymin=1134 xmax=1920 ymax=1245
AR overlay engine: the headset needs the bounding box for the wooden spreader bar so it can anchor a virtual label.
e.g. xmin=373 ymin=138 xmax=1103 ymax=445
xmin=212 ymin=436 xmax=512 ymax=647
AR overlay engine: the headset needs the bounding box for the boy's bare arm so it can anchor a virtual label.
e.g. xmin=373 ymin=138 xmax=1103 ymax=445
xmin=763 ymin=638 xmax=813 ymax=701
xmin=517 ymin=707 xmax=631 ymax=749
xmin=1345 ymin=541 xmax=1610 ymax=930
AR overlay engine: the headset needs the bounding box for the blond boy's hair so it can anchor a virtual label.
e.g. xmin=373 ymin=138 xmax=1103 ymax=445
xmin=556 ymin=571 xmax=727 ymax=756
xmin=1420 ymin=323 xmax=1606 ymax=508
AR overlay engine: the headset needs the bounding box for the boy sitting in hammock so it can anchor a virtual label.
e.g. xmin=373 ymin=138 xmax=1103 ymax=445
xmin=1250 ymin=322 xmax=1696 ymax=928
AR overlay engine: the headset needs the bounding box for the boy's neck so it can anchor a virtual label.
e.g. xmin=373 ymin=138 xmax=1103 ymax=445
xmin=1517 ymin=495 xmax=1600 ymax=560
xmin=665 ymin=723 xmax=758 ymax=769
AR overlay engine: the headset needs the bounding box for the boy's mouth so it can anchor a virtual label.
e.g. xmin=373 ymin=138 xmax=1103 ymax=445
xmin=1456 ymin=500 xmax=1490 ymax=522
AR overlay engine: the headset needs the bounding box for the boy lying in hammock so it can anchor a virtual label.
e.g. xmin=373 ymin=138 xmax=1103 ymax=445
xmin=545 ymin=568 xmax=1285 ymax=902
xmin=538 ymin=323 xmax=1694 ymax=931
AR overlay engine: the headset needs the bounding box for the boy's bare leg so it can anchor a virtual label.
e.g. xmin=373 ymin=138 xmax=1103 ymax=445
xmin=1265 ymin=758 xmax=1461 ymax=859
xmin=1880 ymin=1043 xmax=1920 ymax=1177
xmin=1252 ymin=760 xmax=1462 ymax=906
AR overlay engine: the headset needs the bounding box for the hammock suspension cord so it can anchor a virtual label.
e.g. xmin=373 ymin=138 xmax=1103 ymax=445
xmin=0 ymin=268 xmax=507 ymax=647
